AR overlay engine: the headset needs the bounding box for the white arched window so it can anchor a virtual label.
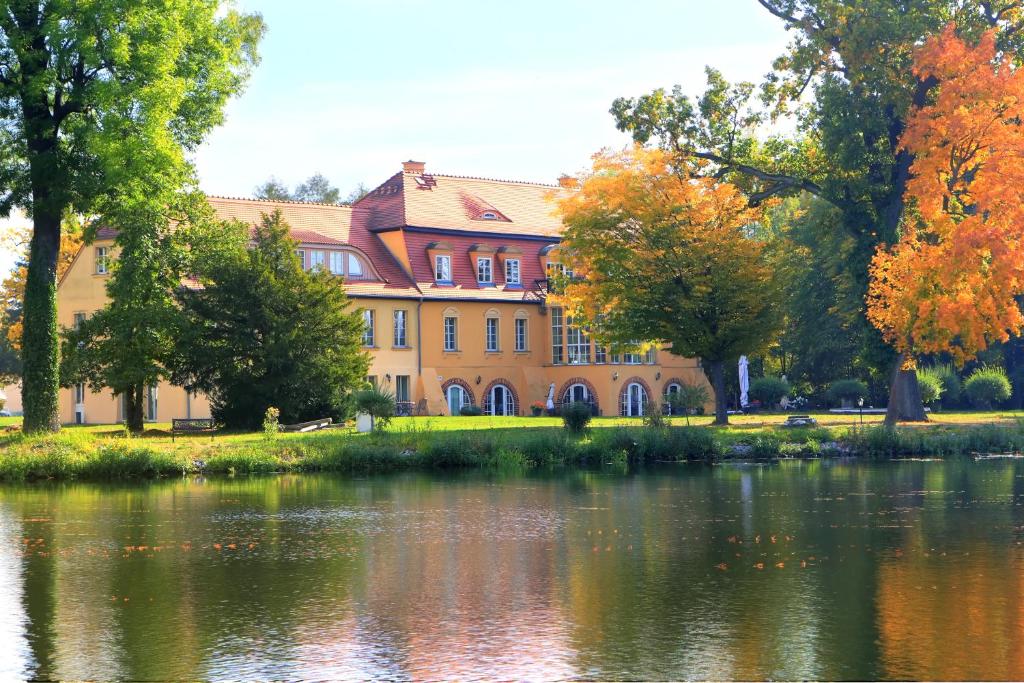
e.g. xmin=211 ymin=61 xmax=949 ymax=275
xmin=665 ymin=382 xmax=682 ymax=415
xmin=621 ymin=383 xmax=648 ymax=417
xmin=563 ymin=383 xmax=590 ymax=406
xmin=447 ymin=384 xmax=469 ymax=415
xmin=485 ymin=384 xmax=516 ymax=416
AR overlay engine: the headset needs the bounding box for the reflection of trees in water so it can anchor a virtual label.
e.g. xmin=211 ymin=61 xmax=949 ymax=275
xmin=3 ymin=461 xmax=1024 ymax=680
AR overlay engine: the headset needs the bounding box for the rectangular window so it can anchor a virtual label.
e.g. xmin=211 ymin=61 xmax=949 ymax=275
xmin=329 ymin=251 xmax=345 ymax=275
xmin=551 ymin=307 xmax=564 ymax=365
xmin=611 ymin=353 xmax=621 ymax=364
xmin=393 ymin=309 xmax=407 ymax=347
xmin=395 ymin=375 xmax=410 ymax=403
xmin=362 ymin=309 xmax=375 ymax=347
xmin=73 ymin=312 xmax=86 ymax=330
xmin=566 ymin=317 xmax=590 ymax=365
xmin=485 ymin=317 xmax=499 ymax=352
xmin=477 ymin=257 xmax=493 ymax=284
xmin=435 ymin=254 xmax=452 ymax=282
xmin=444 ymin=316 xmax=457 ymax=351
xmin=623 ymin=351 xmax=641 ymax=365
xmin=74 ymin=383 xmax=85 ymax=403
xmin=514 ymin=318 xmax=527 ymax=351
xmin=505 ymin=259 xmax=521 ymax=285
xmin=295 ymin=249 xmax=306 ymax=269
xmin=146 ymin=385 xmax=158 ymax=422
xmin=595 ymin=346 xmax=607 ymax=364
xmin=366 ymin=375 xmax=378 ymax=388
xmin=95 ymin=247 xmax=109 ymax=275
xmin=310 ymin=250 xmax=326 ymax=271
xmin=645 ymin=347 xmax=657 ymax=364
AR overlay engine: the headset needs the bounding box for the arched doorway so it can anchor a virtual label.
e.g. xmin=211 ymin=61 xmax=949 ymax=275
xmin=664 ymin=381 xmax=682 ymax=415
xmin=563 ymin=382 xmax=590 ymax=405
xmin=486 ymin=383 xmax=517 ymax=416
xmin=620 ymin=382 xmax=648 ymax=417
xmin=447 ymin=384 xmax=469 ymax=415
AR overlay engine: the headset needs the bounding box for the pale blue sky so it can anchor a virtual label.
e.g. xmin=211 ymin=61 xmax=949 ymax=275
xmin=1 ymin=1 xmax=790 ymax=276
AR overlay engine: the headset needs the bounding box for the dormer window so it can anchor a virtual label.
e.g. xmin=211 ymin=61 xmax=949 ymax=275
xmin=477 ymin=257 xmax=493 ymax=284
xmin=435 ymin=254 xmax=452 ymax=283
xmin=309 ymin=248 xmax=373 ymax=279
xmin=505 ymin=258 xmax=520 ymax=286
xmin=481 ymin=211 xmax=498 ymax=220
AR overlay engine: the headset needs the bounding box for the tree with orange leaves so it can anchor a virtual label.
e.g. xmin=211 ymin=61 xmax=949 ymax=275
xmin=555 ymin=147 xmax=783 ymax=425
xmin=867 ymin=24 xmax=1024 ymax=424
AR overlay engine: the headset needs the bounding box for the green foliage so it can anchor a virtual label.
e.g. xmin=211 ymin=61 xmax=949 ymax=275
xmin=964 ymin=367 xmax=1012 ymax=409
xmin=263 ymin=407 xmax=280 ymax=441
xmin=459 ymin=404 xmax=483 ymax=416
xmin=561 ymin=401 xmax=593 ymax=433
xmin=666 ymin=382 xmax=709 ymax=425
xmin=171 ymin=211 xmax=370 ymax=429
xmin=353 ymin=387 xmax=396 ymax=431
xmin=828 ymin=379 xmax=869 ymax=404
xmin=7 ymin=1 xmax=264 ymax=432
xmin=750 ymin=376 xmax=790 ymax=407
xmin=915 ymin=367 xmax=946 ymax=406
xmin=931 ymin=364 xmax=963 ymax=408
xmin=642 ymin=401 xmax=668 ymax=429
xmin=254 ymin=173 xmax=355 ymax=204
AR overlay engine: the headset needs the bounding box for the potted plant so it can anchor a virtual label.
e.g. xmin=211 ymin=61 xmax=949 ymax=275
xmin=531 ymin=400 xmax=545 ymax=417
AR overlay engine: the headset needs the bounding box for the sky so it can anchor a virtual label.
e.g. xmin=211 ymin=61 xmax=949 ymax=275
xmin=0 ymin=0 xmax=791 ymax=277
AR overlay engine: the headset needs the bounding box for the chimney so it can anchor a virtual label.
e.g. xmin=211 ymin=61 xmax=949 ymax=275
xmin=402 ymin=160 xmax=426 ymax=174
xmin=557 ymin=174 xmax=577 ymax=189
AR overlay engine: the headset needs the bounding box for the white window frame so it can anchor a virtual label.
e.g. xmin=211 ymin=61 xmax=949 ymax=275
xmin=146 ymin=384 xmax=158 ymax=422
xmin=395 ymin=375 xmax=411 ymax=403
xmin=362 ymin=309 xmax=375 ymax=347
xmin=485 ymin=317 xmax=499 ymax=352
xmin=621 ymin=383 xmax=648 ymax=417
xmin=435 ymin=254 xmax=452 ymax=282
xmin=329 ymin=251 xmax=345 ymax=275
xmin=309 ymin=250 xmax=326 ymax=271
xmin=551 ymin=306 xmax=564 ymax=365
xmin=393 ymin=309 xmax=408 ymax=347
xmin=566 ymin=317 xmax=590 ymax=365
xmin=295 ymin=249 xmax=306 ymax=269
xmin=505 ymin=258 xmax=521 ymax=285
xmin=444 ymin=316 xmax=458 ymax=351
xmin=477 ymin=257 xmax=493 ymax=284
xmin=514 ymin=317 xmax=527 ymax=352
xmin=95 ymin=247 xmax=109 ymax=275
xmin=347 ymin=253 xmax=364 ymax=278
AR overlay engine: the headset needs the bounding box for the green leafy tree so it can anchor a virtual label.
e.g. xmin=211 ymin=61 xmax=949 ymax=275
xmin=171 ymin=211 xmax=370 ymax=430
xmin=254 ymin=174 xmax=346 ymax=204
xmin=61 ymin=192 xmax=219 ymax=433
xmin=667 ymin=383 xmax=709 ymax=425
xmin=610 ymin=1 xmax=1024 ymax=424
xmin=1 ymin=1 xmax=264 ymax=432
xmin=253 ymin=177 xmax=292 ymax=202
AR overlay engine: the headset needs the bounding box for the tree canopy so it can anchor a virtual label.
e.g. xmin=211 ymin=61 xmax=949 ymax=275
xmin=555 ymin=147 xmax=783 ymax=424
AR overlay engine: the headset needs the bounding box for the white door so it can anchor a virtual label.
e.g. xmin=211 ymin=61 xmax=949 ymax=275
xmin=565 ymin=383 xmax=589 ymax=405
xmin=447 ymin=385 xmax=466 ymax=415
xmin=624 ymin=383 xmax=647 ymax=417
xmin=665 ymin=383 xmax=681 ymax=414
xmin=490 ymin=385 xmax=514 ymax=416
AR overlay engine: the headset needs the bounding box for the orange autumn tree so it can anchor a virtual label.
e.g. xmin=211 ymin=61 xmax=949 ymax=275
xmin=555 ymin=147 xmax=783 ymax=425
xmin=867 ymin=24 xmax=1024 ymax=423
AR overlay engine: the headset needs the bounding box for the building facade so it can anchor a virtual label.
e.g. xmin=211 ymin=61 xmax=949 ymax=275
xmin=55 ymin=160 xmax=713 ymax=424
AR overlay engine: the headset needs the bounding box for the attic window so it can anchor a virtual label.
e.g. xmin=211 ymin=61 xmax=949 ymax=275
xmin=481 ymin=212 xmax=498 ymax=220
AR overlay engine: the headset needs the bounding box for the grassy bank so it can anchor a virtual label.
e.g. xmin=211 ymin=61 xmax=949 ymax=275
xmin=3 ymin=417 xmax=1024 ymax=482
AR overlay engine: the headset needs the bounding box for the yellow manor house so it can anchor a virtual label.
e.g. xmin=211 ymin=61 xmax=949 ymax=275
xmin=56 ymin=160 xmax=713 ymax=425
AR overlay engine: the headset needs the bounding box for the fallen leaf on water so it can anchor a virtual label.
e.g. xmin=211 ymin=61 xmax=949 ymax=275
xmin=715 ymin=563 xmax=728 ymax=571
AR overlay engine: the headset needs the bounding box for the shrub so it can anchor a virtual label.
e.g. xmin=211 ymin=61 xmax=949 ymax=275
xmin=263 ymin=406 xmax=280 ymax=440
xmin=642 ymin=401 xmax=667 ymax=429
xmin=749 ymin=376 xmax=790 ymax=408
xmin=666 ymin=382 xmax=709 ymax=425
xmin=561 ymin=401 xmax=593 ymax=433
xmin=828 ymin=379 xmax=868 ymax=405
xmin=915 ymin=368 xmax=945 ymax=406
xmin=964 ymin=366 xmax=1012 ymax=409
xmin=932 ymin=363 xmax=962 ymax=408
xmin=459 ymin=404 xmax=483 ymax=416
xmin=353 ymin=386 xmax=396 ymax=431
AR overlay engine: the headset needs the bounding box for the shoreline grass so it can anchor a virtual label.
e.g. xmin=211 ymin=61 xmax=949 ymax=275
xmin=3 ymin=415 xmax=1024 ymax=482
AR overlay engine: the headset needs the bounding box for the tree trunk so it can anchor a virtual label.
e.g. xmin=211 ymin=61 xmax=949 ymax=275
xmin=884 ymin=352 xmax=927 ymax=426
xmin=710 ymin=359 xmax=728 ymax=425
xmin=125 ymin=384 xmax=145 ymax=434
xmin=21 ymin=207 xmax=61 ymax=433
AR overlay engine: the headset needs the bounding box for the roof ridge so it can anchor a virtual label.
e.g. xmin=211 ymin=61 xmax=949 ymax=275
xmin=206 ymin=195 xmax=354 ymax=208
xmin=402 ymin=172 xmax=562 ymax=189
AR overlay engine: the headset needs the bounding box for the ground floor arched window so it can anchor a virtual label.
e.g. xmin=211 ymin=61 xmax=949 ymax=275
xmin=620 ymin=382 xmax=648 ymax=417
xmin=664 ymin=382 xmax=682 ymax=415
xmin=563 ymin=382 xmax=590 ymax=405
xmin=484 ymin=383 xmax=517 ymax=416
xmin=447 ymin=384 xmax=469 ymax=415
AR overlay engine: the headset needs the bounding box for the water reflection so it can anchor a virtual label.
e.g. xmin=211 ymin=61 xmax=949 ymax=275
xmin=1 ymin=460 xmax=1023 ymax=679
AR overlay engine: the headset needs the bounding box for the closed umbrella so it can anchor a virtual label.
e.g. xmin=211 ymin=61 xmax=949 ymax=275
xmin=738 ymin=356 xmax=750 ymax=409
xmin=545 ymin=383 xmax=556 ymax=412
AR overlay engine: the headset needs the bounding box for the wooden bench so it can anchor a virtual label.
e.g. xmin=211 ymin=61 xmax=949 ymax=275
xmin=171 ymin=418 xmax=216 ymax=441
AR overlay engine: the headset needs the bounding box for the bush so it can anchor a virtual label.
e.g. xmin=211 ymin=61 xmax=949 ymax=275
xmin=828 ymin=379 xmax=868 ymax=405
xmin=353 ymin=386 xmax=396 ymax=431
xmin=263 ymin=406 xmax=280 ymax=440
xmin=459 ymin=404 xmax=483 ymax=416
xmin=915 ymin=368 xmax=945 ymax=406
xmin=561 ymin=401 xmax=593 ymax=433
xmin=666 ymin=382 xmax=709 ymax=425
xmin=642 ymin=401 xmax=667 ymax=429
xmin=932 ymin=364 xmax=962 ymax=408
xmin=964 ymin=366 xmax=1012 ymax=409
xmin=749 ymin=376 xmax=790 ymax=408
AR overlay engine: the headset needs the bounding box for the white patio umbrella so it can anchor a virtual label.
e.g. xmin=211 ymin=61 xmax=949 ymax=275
xmin=545 ymin=383 xmax=556 ymax=411
xmin=738 ymin=356 xmax=750 ymax=409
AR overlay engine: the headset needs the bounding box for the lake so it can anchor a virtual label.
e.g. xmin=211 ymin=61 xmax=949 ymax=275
xmin=1 ymin=459 xmax=1023 ymax=681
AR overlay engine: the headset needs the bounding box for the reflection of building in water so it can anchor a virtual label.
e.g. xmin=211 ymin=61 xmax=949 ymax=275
xmin=0 ymin=506 xmax=32 ymax=679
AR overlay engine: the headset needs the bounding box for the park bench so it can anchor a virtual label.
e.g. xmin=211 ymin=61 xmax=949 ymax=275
xmin=280 ymin=417 xmax=332 ymax=433
xmin=171 ymin=418 xmax=216 ymax=441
